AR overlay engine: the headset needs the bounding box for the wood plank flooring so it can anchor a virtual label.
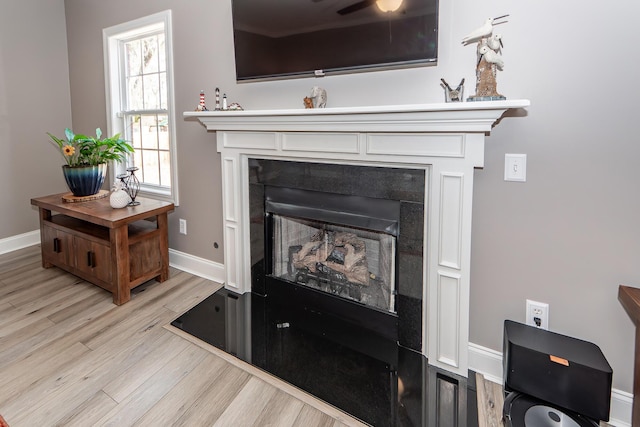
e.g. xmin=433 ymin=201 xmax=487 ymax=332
xmin=0 ymin=245 xmax=367 ymax=427
xmin=475 ymin=373 xmax=504 ymax=427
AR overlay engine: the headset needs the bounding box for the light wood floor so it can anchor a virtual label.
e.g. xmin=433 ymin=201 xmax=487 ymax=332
xmin=0 ymin=245 xmax=368 ymax=427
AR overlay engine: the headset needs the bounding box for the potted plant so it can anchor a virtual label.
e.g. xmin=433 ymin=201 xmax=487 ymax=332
xmin=47 ymin=128 xmax=134 ymax=197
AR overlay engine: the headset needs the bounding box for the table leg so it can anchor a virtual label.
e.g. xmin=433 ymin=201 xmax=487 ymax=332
xmin=157 ymin=212 xmax=169 ymax=282
xmin=38 ymin=208 xmax=53 ymax=268
xmin=633 ymin=328 xmax=640 ymax=427
xmin=110 ymin=225 xmax=130 ymax=305
xmin=619 ymin=285 xmax=640 ymax=427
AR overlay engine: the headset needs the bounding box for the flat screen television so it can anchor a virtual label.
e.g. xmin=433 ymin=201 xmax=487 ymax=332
xmin=231 ymin=0 xmax=438 ymax=81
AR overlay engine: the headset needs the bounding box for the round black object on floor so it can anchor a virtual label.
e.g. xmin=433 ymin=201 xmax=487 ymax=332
xmin=503 ymin=392 xmax=600 ymax=427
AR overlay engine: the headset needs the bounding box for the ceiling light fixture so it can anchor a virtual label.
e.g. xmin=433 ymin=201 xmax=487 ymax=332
xmin=376 ymin=0 xmax=403 ymax=12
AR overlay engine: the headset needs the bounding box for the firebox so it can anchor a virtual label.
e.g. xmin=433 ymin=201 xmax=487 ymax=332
xmin=249 ymin=159 xmax=425 ymax=351
xmin=266 ymin=186 xmax=399 ymax=313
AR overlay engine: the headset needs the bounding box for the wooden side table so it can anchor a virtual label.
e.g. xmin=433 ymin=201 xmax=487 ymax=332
xmin=619 ymin=284 xmax=640 ymax=427
xmin=31 ymin=193 xmax=174 ymax=305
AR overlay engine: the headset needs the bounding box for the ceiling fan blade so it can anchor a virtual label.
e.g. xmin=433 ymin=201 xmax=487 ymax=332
xmin=337 ymin=0 xmax=376 ymax=15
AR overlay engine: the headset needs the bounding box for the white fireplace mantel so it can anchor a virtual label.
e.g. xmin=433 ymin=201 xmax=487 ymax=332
xmin=185 ymin=100 xmax=530 ymax=377
xmin=185 ymin=100 xmax=529 ymax=133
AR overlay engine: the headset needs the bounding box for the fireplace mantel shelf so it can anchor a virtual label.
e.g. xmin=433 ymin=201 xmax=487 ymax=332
xmin=184 ymin=99 xmax=530 ymax=133
xmin=188 ymin=99 xmax=530 ymax=378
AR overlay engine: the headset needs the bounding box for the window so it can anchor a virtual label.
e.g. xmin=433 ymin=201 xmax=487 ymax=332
xmin=103 ymin=10 xmax=178 ymax=204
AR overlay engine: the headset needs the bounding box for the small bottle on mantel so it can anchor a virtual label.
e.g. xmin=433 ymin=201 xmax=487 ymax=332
xmin=222 ymin=93 xmax=228 ymax=110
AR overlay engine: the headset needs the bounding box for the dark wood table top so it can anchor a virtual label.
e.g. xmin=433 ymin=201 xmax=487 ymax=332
xmin=619 ymin=285 xmax=640 ymax=326
xmin=31 ymin=193 xmax=174 ymax=228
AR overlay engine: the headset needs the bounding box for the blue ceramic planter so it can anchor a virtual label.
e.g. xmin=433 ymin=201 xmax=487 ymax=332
xmin=62 ymin=164 xmax=107 ymax=197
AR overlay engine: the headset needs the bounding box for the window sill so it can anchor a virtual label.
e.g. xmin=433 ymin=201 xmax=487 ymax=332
xmin=139 ymin=187 xmax=178 ymax=206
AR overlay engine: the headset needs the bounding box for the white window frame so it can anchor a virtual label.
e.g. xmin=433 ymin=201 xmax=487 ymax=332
xmin=103 ymin=10 xmax=179 ymax=205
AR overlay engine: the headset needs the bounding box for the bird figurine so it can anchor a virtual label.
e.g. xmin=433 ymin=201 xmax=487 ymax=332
xmin=486 ymin=33 xmax=503 ymax=52
xmin=478 ymin=45 xmax=504 ymax=69
xmin=461 ymin=14 xmax=509 ymax=45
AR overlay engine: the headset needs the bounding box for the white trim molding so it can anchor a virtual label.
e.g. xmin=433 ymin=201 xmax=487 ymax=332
xmin=103 ymin=10 xmax=180 ymax=206
xmin=4 ymin=231 xmax=224 ymax=284
xmin=168 ymin=249 xmax=225 ymax=284
xmin=185 ymin=100 xmax=529 ymax=378
xmin=0 ymin=230 xmax=40 ymax=255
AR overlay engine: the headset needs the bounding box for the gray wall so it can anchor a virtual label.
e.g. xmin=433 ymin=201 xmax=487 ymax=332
xmin=3 ymin=0 xmax=637 ymax=397
xmin=0 ymin=0 xmax=72 ymax=237
xmin=63 ymin=0 xmax=224 ymax=263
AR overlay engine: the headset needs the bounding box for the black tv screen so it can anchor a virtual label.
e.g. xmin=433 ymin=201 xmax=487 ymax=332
xmin=231 ymin=0 xmax=438 ymax=81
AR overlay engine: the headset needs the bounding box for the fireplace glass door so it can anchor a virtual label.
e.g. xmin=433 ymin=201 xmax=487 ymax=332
xmin=270 ymin=214 xmax=396 ymax=313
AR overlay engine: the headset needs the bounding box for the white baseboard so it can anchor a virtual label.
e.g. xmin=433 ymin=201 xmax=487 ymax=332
xmin=1 ymin=232 xmax=226 ymax=286
xmin=0 ymin=230 xmax=40 ymax=255
xmin=168 ymin=248 xmax=225 ymax=284
xmin=468 ymin=342 xmax=504 ymax=384
xmin=468 ymin=342 xmax=632 ymax=427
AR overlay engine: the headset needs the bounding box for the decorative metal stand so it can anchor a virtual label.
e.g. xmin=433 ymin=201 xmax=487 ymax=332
xmin=124 ymin=167 xmax=140 ymax=206
xmin=116 ymin=173 xmax=128 ymax=189
xmin=116 ymin=167 xmax=141 ymax=206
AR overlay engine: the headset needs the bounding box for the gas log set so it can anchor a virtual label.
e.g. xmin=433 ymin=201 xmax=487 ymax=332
xmin=286 ymin=228 xmax=392 ymax=312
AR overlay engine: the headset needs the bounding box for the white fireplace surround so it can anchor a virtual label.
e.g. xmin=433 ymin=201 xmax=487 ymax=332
xmin=185 ymin=100 xmax=530 ymax=377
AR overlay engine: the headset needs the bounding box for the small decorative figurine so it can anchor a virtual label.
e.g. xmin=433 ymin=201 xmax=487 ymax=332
xmin=440 ymin=78 xmax=465 ymax=102
xmin=227 ymin=102 xmax=244 ymax=111
xmin=462 ymin=14 xmax=509 ymax=101
xmin=109 ymin=180 xmax=130 ymax=208
xmin=222 ymin=93 xmax=228 ymax=110
xmin=461 ymin=17 xmax=502 ymax=45
xmin=486 ymin=33 xmax=503 ymax=53
xmin=303 ymin=96 xmax=314 ymax=109
xmin=195 ymin=90 xmax=208 ymax=111
xmin=215 ymin=87 xmax=221 ymax=110
xmin=478 ymin=45 xmax=504 ymax=69
xmin=309 ymin=86 xmax=327 ymax=108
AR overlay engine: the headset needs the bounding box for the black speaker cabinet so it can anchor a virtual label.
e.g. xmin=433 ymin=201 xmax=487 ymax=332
xmin=503 ymin=320 xmax=612 ymax=422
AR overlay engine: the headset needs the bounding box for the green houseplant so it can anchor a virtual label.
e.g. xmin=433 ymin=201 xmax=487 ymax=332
xmin=48 ymin=128 xmax=134 ymax=197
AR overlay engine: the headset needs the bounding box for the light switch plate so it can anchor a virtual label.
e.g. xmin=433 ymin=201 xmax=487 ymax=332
xmin=505 ymin=154 xmax=527 ymax=182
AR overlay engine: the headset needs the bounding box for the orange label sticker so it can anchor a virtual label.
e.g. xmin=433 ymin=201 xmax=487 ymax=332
xmin=550 ymin=355 xmax=569 ymax=366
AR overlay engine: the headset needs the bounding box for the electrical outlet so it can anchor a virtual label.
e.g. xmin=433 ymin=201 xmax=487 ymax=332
xmin=526 ymin=299 xmax=549 ymax=330
xmin=179 ymin=219 xmax=187 ymax=235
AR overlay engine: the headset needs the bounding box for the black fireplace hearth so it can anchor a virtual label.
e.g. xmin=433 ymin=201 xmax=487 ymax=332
xmin=171 ymin=288 xmax=478 ymax=426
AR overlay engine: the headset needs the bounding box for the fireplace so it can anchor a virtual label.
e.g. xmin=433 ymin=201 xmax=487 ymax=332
xmin=249 ymin=159 xmax=425 ymax=349
xmin=185 ymin=100 xmax=530 ymax=376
